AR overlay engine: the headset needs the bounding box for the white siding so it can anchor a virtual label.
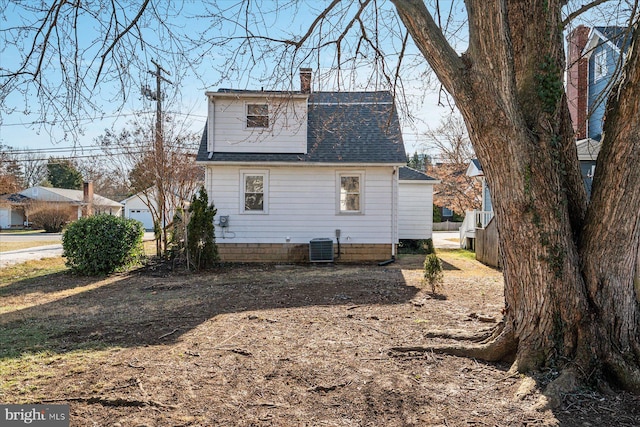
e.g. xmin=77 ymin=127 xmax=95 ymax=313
xmin=206 ymin=165 xmax=395 ymax=244
xmin=210 ymin=97 xmax=307 ymax=154
xmin=0 ymin=208 xmax=10 ymax=228
xmin=398 ymin=181 xmax=434 ymax=239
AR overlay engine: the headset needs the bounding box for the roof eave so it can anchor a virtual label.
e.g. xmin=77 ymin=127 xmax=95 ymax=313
xmin=196 ymin=160 xmax=406 ymax=167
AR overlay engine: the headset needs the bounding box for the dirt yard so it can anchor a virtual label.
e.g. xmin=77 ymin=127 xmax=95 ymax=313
xmin=1 ymin=251 xmax=638 ymax=426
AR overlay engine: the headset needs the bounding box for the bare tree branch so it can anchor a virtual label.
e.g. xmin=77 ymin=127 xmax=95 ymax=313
xmin=562 ymin=0 xmax=611 ymax=27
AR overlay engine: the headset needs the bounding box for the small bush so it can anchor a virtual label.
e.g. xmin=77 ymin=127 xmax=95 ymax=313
xmin=62 ymin=214 xmax=145 ymax=275
xmin=398 ymin=238 xmax=435 ymax=255
xmin=187 ymin=187 xmax=219 ymax=271
xmin=423 ymin=253 xmax=443 ymax=293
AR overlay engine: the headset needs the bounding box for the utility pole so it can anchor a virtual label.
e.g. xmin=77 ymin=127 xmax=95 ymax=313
xmin=143 ymin=59 xmax=172 ymax=256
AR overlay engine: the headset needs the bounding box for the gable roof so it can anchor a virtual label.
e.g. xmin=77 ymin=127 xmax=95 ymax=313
xmin=399 ymin=166 xmax=439 ymax=182
xmin=466 ymin=159 xmax=483 ymax=177
xmin=18 ymin=186 xmax=122 ymax=208
xmin=584 ymin=26 xmax=631 ymax=56
xmin=196 ymin=91 xmax=406 ymax=165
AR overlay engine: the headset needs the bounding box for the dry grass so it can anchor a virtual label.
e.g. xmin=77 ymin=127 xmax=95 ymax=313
xmin=0 ymin=250 xmax=637 ymax=426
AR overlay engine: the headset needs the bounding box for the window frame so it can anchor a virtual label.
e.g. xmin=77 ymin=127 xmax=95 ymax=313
xmin=336 ymin=171 xmax=364 ymax=215
xmin=240 ymin=170 xmax=269 ymax=214
xmin=245 ymin=102 xmax=269 ymax=129
xmin=594 ymin=49 xmax=607 ymax=81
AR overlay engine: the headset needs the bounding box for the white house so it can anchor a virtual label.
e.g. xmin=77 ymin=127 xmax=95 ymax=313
xmin=121 ymin=187 xmax=198 ymax=231
xmin=0 ymin=183 xmax=122 ymax=229
xmin=196 ymin=69 xmax=437 ymax=263
xmin=120 ymin=192 xmax=157 ymax=230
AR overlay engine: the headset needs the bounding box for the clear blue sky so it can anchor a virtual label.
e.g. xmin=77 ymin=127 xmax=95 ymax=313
xmin=0 ymin=1 xmax=462 ymax=158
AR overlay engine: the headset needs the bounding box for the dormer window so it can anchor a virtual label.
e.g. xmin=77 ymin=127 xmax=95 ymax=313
xmin=247 ymin=103 xmax=269 ymax=128
xmin=594 ymin=50 xmax=607 ymax=81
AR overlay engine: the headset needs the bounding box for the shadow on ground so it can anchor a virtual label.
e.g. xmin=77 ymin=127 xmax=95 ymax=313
xmin=0 ymin=262 xmax=419 ymax=359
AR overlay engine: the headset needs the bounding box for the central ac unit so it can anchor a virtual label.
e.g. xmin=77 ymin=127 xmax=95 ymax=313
xmin=309 ymin=238 xmax=334 ymax=262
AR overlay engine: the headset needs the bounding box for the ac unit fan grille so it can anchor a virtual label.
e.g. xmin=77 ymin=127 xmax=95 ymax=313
xmin=309 ymin=238 xmax=334 ymax=262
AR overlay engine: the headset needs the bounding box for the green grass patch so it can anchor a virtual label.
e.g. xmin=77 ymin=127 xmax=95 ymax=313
xmin=0 ymin=258 xmax=67 ymax=287
xmin=437 ymin=248 xmax=477 ymax=260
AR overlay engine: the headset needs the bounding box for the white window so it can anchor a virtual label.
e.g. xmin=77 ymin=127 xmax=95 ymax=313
xmin=246 ymin=103 xmax=269 ymax=128
xmin=241 ymin=171 xmax=268 ymax=213
xmin=594 ymin=50 xmax=607 ymax=81
xmin=338 ymin=172 xmax=364 ymax=214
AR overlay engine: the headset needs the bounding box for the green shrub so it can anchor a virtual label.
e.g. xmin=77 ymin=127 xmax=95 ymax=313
xmin=423 ymin=253 xmax=443 ymax=293
xmin=424 ymin=238 xmax=435 ymax=255
xmin=62 ymin=214 xmax=145 ymax=275
xmin=398 ymin=238 xmax=435 ymax=255
xmin=187 ymin=187 xmax=219 ymax=271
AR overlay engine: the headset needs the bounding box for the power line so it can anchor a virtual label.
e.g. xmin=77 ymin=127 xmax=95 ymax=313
xmin=0 ymin=111 xmax=207 ymax=127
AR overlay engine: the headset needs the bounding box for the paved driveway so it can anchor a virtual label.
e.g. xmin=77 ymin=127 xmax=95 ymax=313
xmin=0 ymin=244 xmax=63 ymax=268
xmin=432 ymin=231 xmax=461 ymax=249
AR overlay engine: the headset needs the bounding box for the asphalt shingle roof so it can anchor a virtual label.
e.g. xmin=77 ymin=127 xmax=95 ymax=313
xmin=398 ymin=166 xmax=438 ymax=181
xmin=196 ymin=91 xmax=406 ymax=164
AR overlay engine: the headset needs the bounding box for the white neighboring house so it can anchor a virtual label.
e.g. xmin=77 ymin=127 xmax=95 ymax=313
xmin=120 ymin=191 xmax=158 ymax=231
xmin=0 ymin=183 xmax=122 ymax=229
xmin=196 ymin=69 xmax=438 ymax=263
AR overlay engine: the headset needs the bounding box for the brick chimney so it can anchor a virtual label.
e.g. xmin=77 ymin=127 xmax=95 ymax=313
xmin=300 ymin=68 xmax=312 ymax=94
xmin=83 ymin=181 xmax=94 ymax=217
xmin=566 ymin=25 xmax=590 ymax=140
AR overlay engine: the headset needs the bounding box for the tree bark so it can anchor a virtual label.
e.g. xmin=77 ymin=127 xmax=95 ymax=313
xmin=392 ymin=0 xmax=640 ymax=392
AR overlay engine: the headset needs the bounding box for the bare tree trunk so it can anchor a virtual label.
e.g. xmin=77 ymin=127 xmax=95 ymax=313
xmin=392 ymin=0 xmax=640 ymax=392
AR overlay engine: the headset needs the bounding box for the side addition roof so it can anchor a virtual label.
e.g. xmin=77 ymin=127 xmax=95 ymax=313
xmin=399 ymin=166 xmax=439 ymax=182
xmin=196 ymin=91 xmax=407 ymax=165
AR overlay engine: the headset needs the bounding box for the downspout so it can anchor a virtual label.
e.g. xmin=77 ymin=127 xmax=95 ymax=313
xmin=379 ymin=166 xmax=398 ymax=266
xmin=391 ymin=166 xmax=398 ymax=258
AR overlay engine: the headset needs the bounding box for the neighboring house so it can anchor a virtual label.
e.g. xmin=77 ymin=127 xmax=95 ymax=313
xmin=196 ymin=69 xmax=437 ymax=263
xmin=462 ymin=159 xmax=500 ymax=267
xmin=120 ymin=188 xmax=194 ymax=231
xmin=458 ymin=26 xmax=627 ymax=265
xmin=0 ymin=182 xmax=122 ymax=229
xmin=567 ymin=25 xmax=630 ymax=192
xmin=0 ymin=194 xmax=30 ymax=229
xmin=460 ymin=159 xmax=494 ymax=250
xmin=120 ymin=191 xmax=158 ymax=230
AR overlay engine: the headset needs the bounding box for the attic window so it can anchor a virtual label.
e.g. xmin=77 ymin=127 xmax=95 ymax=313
xmin=594 ymin=50 xmax=607 ymax=81
xmin=247 ymin=104 xmax=269 ymax=128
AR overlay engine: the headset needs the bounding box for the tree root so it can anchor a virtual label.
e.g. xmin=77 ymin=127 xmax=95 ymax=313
xmin=606 ymin=352 xmax=640 ymax=394
xmin=390 ymin=322 xmax=517 ymax=362
xmin=424 ymin=326 xmax=497 ymax=343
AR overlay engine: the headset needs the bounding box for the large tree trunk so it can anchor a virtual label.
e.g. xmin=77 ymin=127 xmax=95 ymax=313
xmin=392 ymin=0 xmax=640 ymax=392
